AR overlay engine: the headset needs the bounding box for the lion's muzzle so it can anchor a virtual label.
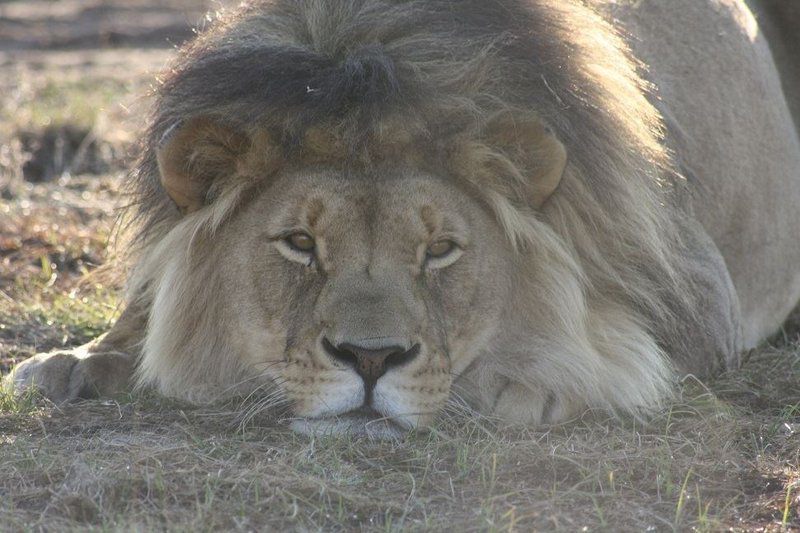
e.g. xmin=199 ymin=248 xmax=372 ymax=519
xmin=321 ymin=337 xmax=421 ymax=404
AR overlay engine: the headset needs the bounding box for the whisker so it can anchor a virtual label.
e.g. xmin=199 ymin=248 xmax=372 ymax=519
xmin=251 ymin=359 xmax=288 ymax=369
xmin=230 ymin=374 xmax=286 ymax=405
xmin=237 ymin=393 xmax=292 ymax=429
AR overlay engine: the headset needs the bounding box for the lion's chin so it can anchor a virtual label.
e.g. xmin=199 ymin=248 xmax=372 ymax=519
xmin=289 ymin=409 xmax=410 ymax=440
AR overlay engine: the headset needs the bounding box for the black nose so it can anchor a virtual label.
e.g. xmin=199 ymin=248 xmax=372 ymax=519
xmin=322 ymin=338 xmax=420 ymax=396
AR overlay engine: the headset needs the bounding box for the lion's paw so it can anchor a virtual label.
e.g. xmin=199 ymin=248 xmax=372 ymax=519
xmin=6 ymin=351 xmax=90 ymax=403
xmin=493 ymin=382 xmax=579 ymax=426
xmin=5 ymin=347 xmax=132 ymax=404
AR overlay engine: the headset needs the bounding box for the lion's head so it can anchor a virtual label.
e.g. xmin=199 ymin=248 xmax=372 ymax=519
xmin=136 ymin=112 xmax=568 ymax=436
xmin=125 ymin=0 xmax=700 ymax=436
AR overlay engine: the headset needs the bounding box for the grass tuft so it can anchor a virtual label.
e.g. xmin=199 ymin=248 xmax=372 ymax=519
xmin=0 ymin=379 xmax=45 ymax=415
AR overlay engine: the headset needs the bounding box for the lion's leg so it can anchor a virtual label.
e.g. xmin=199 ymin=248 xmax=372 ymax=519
xmin=664 ymin=218 xmax=744 ymax=377
xmin=5 ymin=301 xmax=146 ymax=403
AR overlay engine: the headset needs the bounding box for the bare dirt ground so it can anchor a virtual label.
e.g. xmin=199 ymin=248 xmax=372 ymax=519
xmin=1 ymin=1 xmax=798 ymax=531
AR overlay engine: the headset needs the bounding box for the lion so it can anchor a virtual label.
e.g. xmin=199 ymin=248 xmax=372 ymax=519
xmin=7 ymin=0 xmax=800 ymax=438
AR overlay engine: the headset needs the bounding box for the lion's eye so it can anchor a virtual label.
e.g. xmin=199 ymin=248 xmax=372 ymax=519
xmin=275 ymin=231 xmax=317 ymax=266
xmin=426 ymin=240 xmax=456 ymax=258
xmin=424 ymin=239 xmax=462 ymax=270
xmin=286 ymin=232 xmax=315 ymax=253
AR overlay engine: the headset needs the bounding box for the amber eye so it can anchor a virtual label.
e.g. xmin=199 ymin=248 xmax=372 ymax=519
xmin=285 ymin=232 xmax=315 ymax=253
xmin=426 ymin=240 xmax=456 ymax=258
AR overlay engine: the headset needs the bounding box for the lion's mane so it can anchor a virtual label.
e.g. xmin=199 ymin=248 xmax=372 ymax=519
xmin=125 ymin=0 xmax=702 ymax=414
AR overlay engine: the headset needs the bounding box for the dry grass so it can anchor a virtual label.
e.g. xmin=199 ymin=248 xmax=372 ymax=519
xmin=0 ymin=351 xmax=798 ymax=531
xmin=1 ymin=1 xmax=799 ymax=530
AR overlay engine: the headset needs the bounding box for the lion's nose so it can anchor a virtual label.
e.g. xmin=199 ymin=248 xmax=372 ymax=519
xmin=322 ymin=338 xmax=420 ymax=395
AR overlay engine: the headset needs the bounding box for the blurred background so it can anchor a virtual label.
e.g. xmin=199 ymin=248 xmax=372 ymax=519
xmin=0 ymin=0 xmax=233 ymax=372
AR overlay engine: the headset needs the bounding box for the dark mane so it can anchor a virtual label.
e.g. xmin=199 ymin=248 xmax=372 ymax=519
xmin=126 ymin=0 xmax=698 ymax=373
xmin=129 ymin=0 xmax=670 ymax=239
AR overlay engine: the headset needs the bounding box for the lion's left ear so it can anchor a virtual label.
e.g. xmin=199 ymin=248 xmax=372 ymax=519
xmin=483 ymin=114 xmax=567 ymax=208
xmin=156 ymin=117 xmax=251 ymax=214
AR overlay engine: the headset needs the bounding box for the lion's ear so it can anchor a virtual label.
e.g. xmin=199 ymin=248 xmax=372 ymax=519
xmin=156 ymin=117 xmax=251 ymax=214
xmin=484 ymin=114 xmax=567 ymax=208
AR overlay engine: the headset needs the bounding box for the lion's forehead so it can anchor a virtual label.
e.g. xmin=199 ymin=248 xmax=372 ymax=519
xmin=240 ymin=169 xmax=474 ymax=253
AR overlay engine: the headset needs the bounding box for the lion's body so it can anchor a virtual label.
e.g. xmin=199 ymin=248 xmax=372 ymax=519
xmin=612 ymin=0 xmax=800 ymax=349
xmin=8 ymin=0 xmax=800 ymax=435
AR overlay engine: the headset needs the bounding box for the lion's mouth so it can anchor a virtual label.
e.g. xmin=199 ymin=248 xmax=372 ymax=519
xmin=289 ymin=407 xmax=409 ymax=439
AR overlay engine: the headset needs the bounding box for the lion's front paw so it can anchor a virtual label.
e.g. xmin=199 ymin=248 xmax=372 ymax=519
xmin=5 ymin=348 xmax=132 ymax=403
xmin=493 ymin=382 xmax=580 ymax=426
xmin=6 ymin=351 xmax=87 ymax=403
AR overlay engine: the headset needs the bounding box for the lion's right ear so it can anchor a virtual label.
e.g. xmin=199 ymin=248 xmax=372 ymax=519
xmin=156 ymin=118 xmax=251 ymax=214
xmin=482 ymin=114 xmax=567 ymax=209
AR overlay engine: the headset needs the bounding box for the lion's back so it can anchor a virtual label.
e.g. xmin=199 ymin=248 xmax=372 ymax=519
xmin=610 ymin=0 xmax=800 ymax=347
